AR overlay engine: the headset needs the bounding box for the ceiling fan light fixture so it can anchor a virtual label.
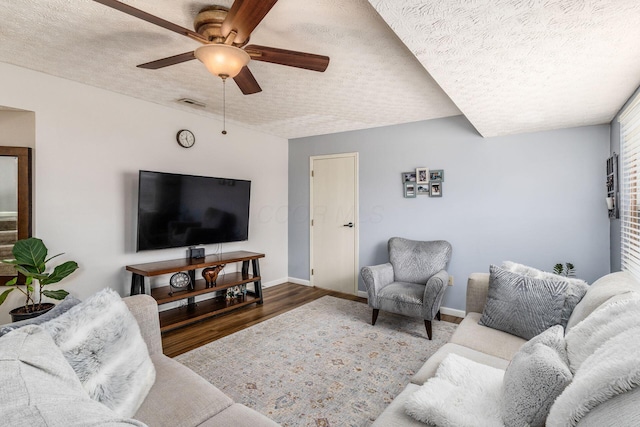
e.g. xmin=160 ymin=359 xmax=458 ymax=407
xmin=194 ymin=44 xmax=250 ymax=79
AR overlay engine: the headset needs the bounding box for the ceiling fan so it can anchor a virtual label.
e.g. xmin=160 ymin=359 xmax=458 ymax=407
xmin=93 ymin=0 xmax=330 ymax=95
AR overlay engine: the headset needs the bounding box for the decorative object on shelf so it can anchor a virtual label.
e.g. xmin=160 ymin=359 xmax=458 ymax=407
xmin=553 ymin=263 xmax=575 ymax=277
xmin=0 ymin=237 xmax=79 ymax=322
xmin=176 ymin=129 xmax=195 ymax=148
xmin=402 ymin=171 xmax=417 ymax=183
xmin=188 ymin=247 xmax=205 ymax=260
xmin=404 ymin=182 xmax=417 ymax=198
xmin=429 ymin=181 xmax=442 ymax=197
xmin=202 ymin=264 xmax=225 ymax=288
xmin=429 ymin=170 xmax=444 ymax=182
xmin=169 ymin=272 xmax=191 ymax=295
xmin=606 ymin=153 xmax=619 ymax=219
xmin=416 ymin=167 xmax=429 ymax=184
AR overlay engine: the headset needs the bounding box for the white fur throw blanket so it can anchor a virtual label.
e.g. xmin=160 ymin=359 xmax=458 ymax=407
xmin=405 ymin=353 xmax=504 ymax=427
xmin=547 ymin=294 xmax=640 ymax=426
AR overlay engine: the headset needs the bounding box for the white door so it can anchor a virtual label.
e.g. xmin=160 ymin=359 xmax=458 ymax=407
xmin=310 ymin=153 xmax=358 ymax=294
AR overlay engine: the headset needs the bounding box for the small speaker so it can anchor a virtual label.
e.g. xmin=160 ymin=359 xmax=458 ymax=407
xmin=189 ymin=247 xmax=205 ymax=260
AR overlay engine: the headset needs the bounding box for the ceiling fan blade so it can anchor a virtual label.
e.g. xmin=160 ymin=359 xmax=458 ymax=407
xmin=222 ymin=0 xmax=279 ymax=44
xmin=233 ymin=66 xmax=262 ymax=95
xmin=93 ymin=0 xmax=208 ymax=43
xmin=245 ymin=45 xmax=330 ymax=72
xmin=137 ymin=52 xmax=196 ymax=70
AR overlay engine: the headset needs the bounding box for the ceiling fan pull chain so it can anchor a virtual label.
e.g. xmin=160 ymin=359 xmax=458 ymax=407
xmin=222 ymin=77 xmax=228 ymax=135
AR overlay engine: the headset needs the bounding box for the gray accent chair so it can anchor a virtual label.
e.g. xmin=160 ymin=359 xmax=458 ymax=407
xmin=361 ymin=237 xmax=452 ymax=339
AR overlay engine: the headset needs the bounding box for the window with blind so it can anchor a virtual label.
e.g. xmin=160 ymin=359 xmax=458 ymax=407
xmin=620 ymin=92 xmax=640 ymax=279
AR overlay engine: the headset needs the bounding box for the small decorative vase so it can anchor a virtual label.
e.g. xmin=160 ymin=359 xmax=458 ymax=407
xmin=9 ymin=303 xmax=55 ymax=322
xmin=202 ymin=264 xmax=225 ymax=288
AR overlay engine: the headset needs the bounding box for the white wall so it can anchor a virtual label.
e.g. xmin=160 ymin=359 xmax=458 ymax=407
xmin=0 ymin=62 xmax=288 ymax=324
xmin=289 ymin=116 xmax=611 ymax=312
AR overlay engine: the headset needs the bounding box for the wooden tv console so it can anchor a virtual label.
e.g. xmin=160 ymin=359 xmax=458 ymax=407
xmin=126 ymin=251 xmax=265 ymax=332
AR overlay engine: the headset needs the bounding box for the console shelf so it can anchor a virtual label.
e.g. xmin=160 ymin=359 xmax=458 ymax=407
xmin=126 ymin=251 xmax=265 ymax=332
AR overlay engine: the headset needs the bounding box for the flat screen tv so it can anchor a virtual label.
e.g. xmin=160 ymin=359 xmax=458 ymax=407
xmin=136 ymin=170 xmax=251 ymax=251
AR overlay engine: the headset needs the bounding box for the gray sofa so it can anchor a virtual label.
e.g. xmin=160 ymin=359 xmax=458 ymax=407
xmin=371 ymin=271 xmax=640 ymax=426
xmin=124 ymin=294 xmax=279 ymax=427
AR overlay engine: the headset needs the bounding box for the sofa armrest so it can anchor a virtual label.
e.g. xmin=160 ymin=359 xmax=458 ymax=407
xmin=123 ymin=294 xmax=163 ymax=356
xmin=361 ymin=263 xmax=394 ymax=301
xmin=466 ymin=273 xmax=490 ymax=315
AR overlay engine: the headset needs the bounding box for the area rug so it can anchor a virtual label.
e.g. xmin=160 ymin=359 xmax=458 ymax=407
xmin=175 ymin=296 xmax=457 ymax=427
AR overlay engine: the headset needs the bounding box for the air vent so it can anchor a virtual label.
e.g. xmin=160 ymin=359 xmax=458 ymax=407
xmin=177 ymin=98 xmax=207 ymax=108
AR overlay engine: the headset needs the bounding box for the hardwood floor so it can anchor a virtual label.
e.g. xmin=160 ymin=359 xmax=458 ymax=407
xmin=161 ymin=282 xmax=462 ymax=358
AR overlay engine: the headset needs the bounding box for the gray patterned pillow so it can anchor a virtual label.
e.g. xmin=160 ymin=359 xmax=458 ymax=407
xmin=501 ymin=261 xmax=588 ymax=327
xmin=502 ymin=325 xmax=573 ymax=427
xmin=479 ymin=265 xmax=568 ymax=340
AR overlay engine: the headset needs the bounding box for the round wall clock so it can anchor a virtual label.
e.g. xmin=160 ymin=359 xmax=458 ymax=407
xmin=176 ymin=129 xmax=195 ymax=148
xmin=169 ymin=272 xmax=191 ymax=290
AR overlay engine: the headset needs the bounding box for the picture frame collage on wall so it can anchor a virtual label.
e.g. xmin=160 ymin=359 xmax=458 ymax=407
xmin=402 ymin=168 xmax=444 ymax=198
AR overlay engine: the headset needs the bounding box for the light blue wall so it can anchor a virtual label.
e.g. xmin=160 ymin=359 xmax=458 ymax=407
xmin=289 ymin=115 xmax=611 ymax=311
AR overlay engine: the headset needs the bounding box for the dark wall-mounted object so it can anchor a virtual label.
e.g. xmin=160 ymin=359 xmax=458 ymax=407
xmin=606 ymin=153 xmax=619 ymax=219
xmin=0 ymin=146 xmax=32 ymax=285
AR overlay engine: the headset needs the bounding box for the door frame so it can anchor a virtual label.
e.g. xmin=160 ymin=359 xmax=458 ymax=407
xmin=309 ymin=152 xmax=359 ymax=294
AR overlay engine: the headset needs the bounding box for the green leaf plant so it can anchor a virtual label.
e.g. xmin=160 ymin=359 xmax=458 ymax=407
xmin=553 ymin=262 xmax=576 ymax=278
xmin=1 ymin=237 xmax=79 ymax=313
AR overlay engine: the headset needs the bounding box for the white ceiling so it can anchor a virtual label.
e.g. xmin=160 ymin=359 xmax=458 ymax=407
xmin=1 ymin=0 xmax=639 ymax=139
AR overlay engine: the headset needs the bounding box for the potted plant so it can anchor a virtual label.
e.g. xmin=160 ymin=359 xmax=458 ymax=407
xmin=0 ymin=237 xmax=79 ymax=321
xmin=553 ymin=262 xmax=575 ymax=277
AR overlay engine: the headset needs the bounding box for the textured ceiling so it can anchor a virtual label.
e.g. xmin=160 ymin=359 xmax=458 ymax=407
xmin=0 ymin=1 xmax=639 ymax=139
xmin=0 ymin=0 xmax=459 ymax=139
xmin=369 ymin=0 xmax=640 ymax=137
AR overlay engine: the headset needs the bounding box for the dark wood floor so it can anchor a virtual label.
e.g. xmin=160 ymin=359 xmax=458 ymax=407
xmin=162 ymin=282 xmax=462 ymax=358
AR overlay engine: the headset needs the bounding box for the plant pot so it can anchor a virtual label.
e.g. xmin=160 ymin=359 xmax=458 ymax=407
xmin=9 ymin=303 xmax=55 ymax=322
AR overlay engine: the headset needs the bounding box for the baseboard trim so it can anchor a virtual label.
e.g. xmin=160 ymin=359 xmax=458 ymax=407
xmin=357 ymin=290 xmax=367 ymax=299
xmin=287 ymin=277 xmax=312 ymax=286
xmin=262 ymin=278 xmax=291 ymax=288
xmin=440 ymin=306 xmax=465 ymax=318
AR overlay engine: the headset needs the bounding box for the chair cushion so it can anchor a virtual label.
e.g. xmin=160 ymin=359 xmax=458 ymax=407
xmin=450 ymin=312 xmax=526 ymax=360
xmin=479 ymin=265 xmax=568 ymax=340
xmin=134 ymin=354 xmax=234 ymax=427
xmin=377 ymin=282 xmax=425 ymax=318
xmin=389 ymin=237 xmax=451 ymax=284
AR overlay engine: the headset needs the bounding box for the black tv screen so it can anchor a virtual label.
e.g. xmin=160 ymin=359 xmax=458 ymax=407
xmin=136 ymin=170 xmax=251 ymax=251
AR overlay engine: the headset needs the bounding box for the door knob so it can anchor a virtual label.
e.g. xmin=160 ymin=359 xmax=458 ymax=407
xmin=343 ymin=222 xmax=354 ymax=228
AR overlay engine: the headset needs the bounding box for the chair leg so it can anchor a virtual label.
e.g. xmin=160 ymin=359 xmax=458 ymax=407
xmin=424 ymin=320 xmax=432 ymax=340
xmin=372 ymin=309 xmax=379 ymax=326
xmin=436 ymin=310 xmax=441 ymax=321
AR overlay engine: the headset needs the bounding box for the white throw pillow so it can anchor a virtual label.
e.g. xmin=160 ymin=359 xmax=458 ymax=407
xmin=565 ymin=294 xmax=640 ymax=373
xmin=405 ymin=353 xmax=505 ymax=427
xmin=41 ymin=288 xmax=156 ymax=418
xmin=0 ymin=325 xmax=146 ymax=427
xmin=547 ymin=324 xmax=640 ymax=427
